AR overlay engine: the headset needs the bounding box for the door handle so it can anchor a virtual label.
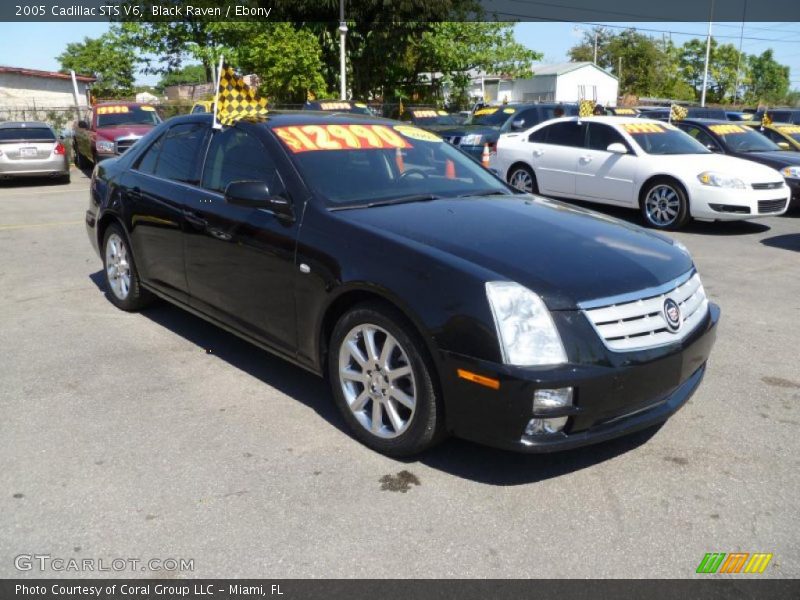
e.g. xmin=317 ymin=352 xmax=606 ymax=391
xmin=183 ymin=210 xmax=207 ymax=228
xmin=532 ymin=149 xmax=544 ymax=157
xmin=579 ymin=155 xmax=593 ymax=163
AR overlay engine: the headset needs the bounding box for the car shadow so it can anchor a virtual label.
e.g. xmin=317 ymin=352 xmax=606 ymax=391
xmin=559 ymin=199 xmax=772 ymax=236
xmin=0 ymin=174 xmax=71 ymax=188
xmin=761 ymin=234 xmax=800 ymax=252
xmin=89 ymin=270 xmax=665 ymax=486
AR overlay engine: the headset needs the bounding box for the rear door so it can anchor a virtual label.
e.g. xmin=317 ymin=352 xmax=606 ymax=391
xmin=125 ymin=122 xmax=211 ymax=303
xmin=574 ymin=123 xmax=638 ymax=206
xmin=183 ymin=125 xmax=300 ymax=355
xmin=528 ymin=121 xmax=586 ymax=197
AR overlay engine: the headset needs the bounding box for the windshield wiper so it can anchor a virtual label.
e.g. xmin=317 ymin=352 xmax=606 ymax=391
xmin=456 ymin=189 xmax=513 ymax=197
xmin=329 ymin=194 xmax=441 ymax=211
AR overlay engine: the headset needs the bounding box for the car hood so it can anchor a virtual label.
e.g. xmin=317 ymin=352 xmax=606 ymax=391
xmin=734 ymin=150 xmax=800 ymax=169
xmin=436 ymin=124 xmax=500 ymax=139
xmin=340 ymin=195 xmax=693 ymax=310
xmin=96 ymin=125 xmax=156 ymax=140
xmin=655 ymin=153 xmax=784 ymax=182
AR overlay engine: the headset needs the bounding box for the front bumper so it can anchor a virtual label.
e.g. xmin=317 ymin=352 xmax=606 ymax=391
xmin=688 ymin=183 xmax=790 ymax=220
xmin=439 ymin=303 xmax=719 ymax=453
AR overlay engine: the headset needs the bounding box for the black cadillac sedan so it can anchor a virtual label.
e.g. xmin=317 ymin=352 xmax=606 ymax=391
xmin=85 ymin=112 xmax=719 ymax=457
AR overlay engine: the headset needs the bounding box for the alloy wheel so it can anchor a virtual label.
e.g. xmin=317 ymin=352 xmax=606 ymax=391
xmin=645 ymin=184 xmax=681 ymax=226
xmin=509 ymin=168 xmax=534 ymax=193
xmin=105 ymin=233 xmax=131 ymax=300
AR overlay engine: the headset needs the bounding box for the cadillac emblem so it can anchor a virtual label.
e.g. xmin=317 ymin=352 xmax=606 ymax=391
xmin=663 ymin=298 xmax=682 ymax=333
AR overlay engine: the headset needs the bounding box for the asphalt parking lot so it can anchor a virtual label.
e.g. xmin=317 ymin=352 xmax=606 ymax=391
xmin=1 ymin=168 xmax=798 ymax=579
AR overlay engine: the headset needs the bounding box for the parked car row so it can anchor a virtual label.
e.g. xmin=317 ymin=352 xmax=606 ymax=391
xmin=492 ymin=116 xmax=791 ymax=230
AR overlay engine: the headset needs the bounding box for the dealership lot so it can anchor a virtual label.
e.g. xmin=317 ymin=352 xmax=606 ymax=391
xmin=0 ymin=170 xmax=798 ymax=578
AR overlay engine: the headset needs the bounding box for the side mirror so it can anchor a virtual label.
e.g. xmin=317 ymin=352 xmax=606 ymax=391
xmin=777 ymin=142 xmax=791 ymax=150
xmin=77 ymin=120 xmax=89 ymax=129
xmin=224 ymin=180 xmax=293 ymax=220
xmin=607 ymin=142 xmax=628 ymax=154
xmin=705 ymin=143 xmax=721 ymax=153
xmin=510 ymin=118 xmax=526 ymax=131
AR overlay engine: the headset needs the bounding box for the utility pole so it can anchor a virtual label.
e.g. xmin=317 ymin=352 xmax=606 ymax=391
xmin=594 ymin=30 xmax=598 ymax=64
xmin=700 ymin=0 xmax=715 ymax=107
xmin=339 ymin=0 xmax=347 ymax=100
xmin=733 ymin=0 xmax=747 ymax=105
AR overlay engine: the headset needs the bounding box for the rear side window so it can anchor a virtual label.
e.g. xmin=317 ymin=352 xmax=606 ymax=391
xmin=535 ymin=122 xmax=586 ymax=147
xmin=0 ymin=127 xmax=55 ymax=142
xmin=135 ymin=132 xmax=165 ymax=175
xmin=153 ymin=123 xmax=209 ymax=184
xmin=201 ymin=128 xmax=285 ymax=196
xmin=586 ymin=123 xmax=628 ymax=151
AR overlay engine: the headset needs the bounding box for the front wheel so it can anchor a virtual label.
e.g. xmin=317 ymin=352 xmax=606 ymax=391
xmin=102 ymin=223 xmax=153 ymax=311
xmin=328 ymin=303 xmax=444 ymax=457
xmin=640 ymin=179 xmax=690 ymax=230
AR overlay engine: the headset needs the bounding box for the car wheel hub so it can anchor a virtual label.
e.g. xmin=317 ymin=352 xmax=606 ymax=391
xmin=645 ymin=185 xmax=680 ymax=225
xmin=338 ymin=324 xmax=416 ymax=439
xmin=105 ymin=233 xmax=131 ymax=300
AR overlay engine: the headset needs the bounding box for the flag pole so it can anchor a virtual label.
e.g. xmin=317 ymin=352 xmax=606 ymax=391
xmin=212 ymin=55 xmax=225 ymax=129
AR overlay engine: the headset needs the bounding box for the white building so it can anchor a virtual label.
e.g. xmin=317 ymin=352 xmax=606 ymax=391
xmin=469 ymin=62 xmax=619 ymax=106
xmin=0 ymin=66 xmax=95 ymax=109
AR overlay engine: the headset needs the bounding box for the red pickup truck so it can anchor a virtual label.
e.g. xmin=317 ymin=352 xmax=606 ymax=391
xmin=73 ymin=102 xmax=161 ymax=167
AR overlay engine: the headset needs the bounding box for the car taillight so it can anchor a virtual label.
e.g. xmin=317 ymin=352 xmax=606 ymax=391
xmin=54 ymin=142 xmax=66 ymax=155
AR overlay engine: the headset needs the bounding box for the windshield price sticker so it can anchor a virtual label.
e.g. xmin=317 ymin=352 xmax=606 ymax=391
xmin=623 ymin=123 xmax=665 ymax=134
xmin=709 ymin=124 xmax=747 ymax=135
xmin=140 ymin=106 xmax=156 ymax=111
xmin=274 ymin=124 xmax=413 ymax=153
xmin=393 ymin=125 xmax=442 ymax=142
xmin=96 ymin=106 xmax=130 ymax=114
xmin=475 ymin=107 xmax=499 ymax=116
xmin=319 ymin=102 xmax=352 ymax=110
xmin=615 ymin=108 xmax=637 ymax=115
xmin=412 ymin=109 xmax=438 ymax=118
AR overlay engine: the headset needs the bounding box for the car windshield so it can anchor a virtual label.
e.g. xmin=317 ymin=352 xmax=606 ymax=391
xmin=0 ymin=127 xmax=55 ymax=142
xmin=273 ymin=122 xmax=513 ymax=207
xmin=469 ymin=107 xmax=517 ymax=126
xmin=411 ymin=110 xmax=459 ymax=126
xmin=623 ymin=122 xmax=711 ymax=155
xmin=96 ymin=106 xmax=160 ymax=128
xmin=708 ymin=124 xmax=781 ymax=152
xmin=777 ymin=126 xmax=800 ymax=143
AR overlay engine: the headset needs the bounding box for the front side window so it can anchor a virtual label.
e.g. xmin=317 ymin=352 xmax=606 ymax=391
xmin=586 ymin=123 xmax=628 ymax=151
xmin=273 ymin=122 xmax=511 ymax=206
xmin=679 ymin=125 xmax=719 ymax=150
xmin=202 ymin=128 xmax=286 ymax=196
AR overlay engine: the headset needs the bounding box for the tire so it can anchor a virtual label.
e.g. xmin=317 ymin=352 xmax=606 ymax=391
xmin=507 ymin=164 xmax=538 ymax=194
xmin=328 ymin=302 xmax=445 ymax=457
xmin=101 ymin=223 xmax=153 ymax=311
xmin=640 ymin=178 xmax=690 ymax=230
xmin=73 ymin=144 xmax=85 ymax=169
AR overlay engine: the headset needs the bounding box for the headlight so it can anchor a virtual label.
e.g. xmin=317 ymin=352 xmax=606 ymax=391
xmin=781 ymin=166 xmax=800 ymax=179
xmin=462 ymin=134 xmax=483 ymax=146
xmin=96 ymin=140 xmax=115 ymax=154
xmin=697 ymin=171 xmax=746 ymax=189
xmin=485 ymin=281 xmax=567 ymax=366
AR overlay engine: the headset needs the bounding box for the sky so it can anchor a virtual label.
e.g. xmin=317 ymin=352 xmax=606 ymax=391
xmin=0 ymin=21 xmax=798 ymax=90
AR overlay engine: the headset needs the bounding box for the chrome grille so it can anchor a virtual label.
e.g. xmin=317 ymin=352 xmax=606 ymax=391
xmin=581 ymin=271 xmax=709 ymax=352
xmin=114 ymin=136 xmax=141 ymax=155
xmin=758 ymin=198 xmax=787 ymax=213
xmin=752 ymin=182 xmax=784 ymax=190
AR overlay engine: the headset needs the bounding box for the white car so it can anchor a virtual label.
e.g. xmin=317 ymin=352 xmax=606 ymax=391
xmin=492 ymin=116 xmax=790 ymax=229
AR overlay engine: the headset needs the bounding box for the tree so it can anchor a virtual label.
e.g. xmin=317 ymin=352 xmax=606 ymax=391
xmin=210 ymin=22 xmax=328 ymax=103
xmin=745 ymin=49 xmax=790 ymax=104
xmin=155 ymin=64 xmax=208 ymax=93
xmin=56 ymin=32 xmax=136 ymax=98
xmin=680 ymin=38 xmax=745 ymax=103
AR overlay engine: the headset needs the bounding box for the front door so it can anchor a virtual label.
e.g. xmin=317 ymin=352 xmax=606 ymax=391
xmin=574 ymin=123 xmax=638 ymax=206
xmin=184 ymin=125 xmax=300 ymax=356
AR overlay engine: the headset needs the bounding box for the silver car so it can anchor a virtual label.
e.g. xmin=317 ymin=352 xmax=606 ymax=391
xmin=0 ymin=121 xmax=70 ymax=183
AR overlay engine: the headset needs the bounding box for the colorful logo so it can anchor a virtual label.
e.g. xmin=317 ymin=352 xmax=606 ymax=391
xmin=696 ymin=552 xmax=773 ymax=574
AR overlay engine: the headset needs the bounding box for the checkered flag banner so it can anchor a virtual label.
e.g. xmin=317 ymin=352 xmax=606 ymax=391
xmin=578 ymin=99 xmax=594 ymax=118
xmin=214 ymin=62 xmax=268 ymax=127
xmin=670 ymin=104 xmax=688 ymax=122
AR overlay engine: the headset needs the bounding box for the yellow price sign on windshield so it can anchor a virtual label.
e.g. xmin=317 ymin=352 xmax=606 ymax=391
xmin=709 ymin=124 xmax=747 ymax=135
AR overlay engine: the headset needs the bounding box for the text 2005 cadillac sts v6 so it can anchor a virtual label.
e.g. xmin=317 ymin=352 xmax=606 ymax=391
xmin=85 ymin=113 xmax=719 ymax=457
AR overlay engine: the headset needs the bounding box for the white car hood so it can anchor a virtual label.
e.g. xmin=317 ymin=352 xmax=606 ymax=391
xmin=653 ymin=153 xmax=783 ymax=184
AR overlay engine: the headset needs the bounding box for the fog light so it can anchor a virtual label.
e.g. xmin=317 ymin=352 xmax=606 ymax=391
xmin=525 ymin=387 xmax=573 ymax=435
xmin=534 ymin=388 xmax=573 ymax=411
xmin=525 ymin=416 xmax=568 ymax=435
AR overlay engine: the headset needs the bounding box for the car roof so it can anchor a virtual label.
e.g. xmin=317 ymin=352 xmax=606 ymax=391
xmin=169 ymin=111 xmax=391 ymax=129
xmin=677 ymin=118 xmax=739 ymax=126
xmin=0 ymin=121 xmax=52 ymax=129
xmin=551 ymin=115 xmax=656 ymax=125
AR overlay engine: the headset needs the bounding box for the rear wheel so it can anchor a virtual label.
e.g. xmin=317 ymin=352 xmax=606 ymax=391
xmin=640 ymin=179 xmax=690 ymax=230
xmin=73 ymin=143 xmax=86 ymax=169
xmin=507 ymin=164 xmax=538 ymax=194
xmin=102 ymin=223 xmax=153 ymax=311
xmin=328 ymin=303 xmax=444 ymax=457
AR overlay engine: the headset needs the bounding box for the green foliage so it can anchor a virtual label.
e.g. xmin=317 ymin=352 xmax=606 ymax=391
xmin=56 ymin=33 xmax=136 ymax=98
xmin=155 ymin=64 xmax=208 ymax=93
xmin=745 ymin=50 xmax=790 ymax=105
